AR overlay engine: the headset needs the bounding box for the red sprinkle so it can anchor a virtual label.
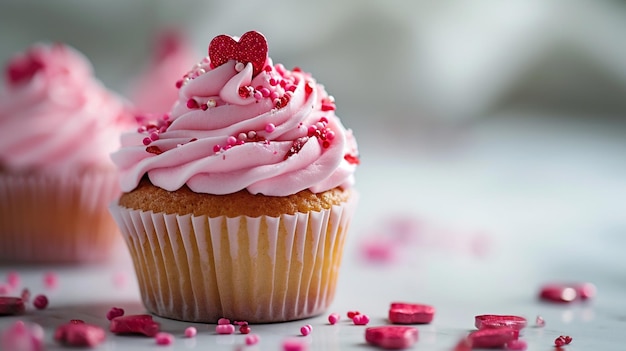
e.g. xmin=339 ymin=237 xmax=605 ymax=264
xmin=347 ymin=311 xmax=360 ymax=319
xmin=55 ymin=321 xmax=105 ymax=347
xmin=365 ymin=326 xmax=418 ymax=350
xmin=352 ymin=314 xmax=370 ymax=325
xmin=186 ymin=98 xmax=199 ymax=109
xmin=539 ymin=284 xmax=577 ymax=303
xmin=33 ymin=295 xmax=48 ymax=310
xmin=0 ymin=297 xmax=25 ymax=316
xmin=555 ymin=335 xmax=572 ymax=347
xmin=106 ymin=307 xmax=125 ymax=321
xmin=239 ymin=325 xmax=251 ymax=334
xmin=109 ymin=314 xmax=160 ymax=337
xmin=146 ymin=146 xmax=163 ymax=155
xmin=344 ymin=153 xmax=361 ymax=165
xmin=468 ymin=328 xmax=518 ymax=348
xmin=474 ymin=315 xmax=527 ymax=330
xmin=389 ymin=302 xmax=435 ymax=324
xmin=328 ymin=313 xmax=340 ymax=325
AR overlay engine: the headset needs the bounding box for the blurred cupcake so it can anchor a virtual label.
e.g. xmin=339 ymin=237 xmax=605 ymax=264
xmin=128 ymin=28 xmax=197 ymax=118
xmin=109 ymin=31 xmax=360 ymax=323
xmin=0 ymin=43 xmax=136 ymax=264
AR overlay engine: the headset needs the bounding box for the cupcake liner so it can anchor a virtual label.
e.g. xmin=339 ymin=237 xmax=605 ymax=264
xmin=0 ymin=171 xmax=122 ymax=263
xmin=109 ymin=194 xmax=357 ymax=323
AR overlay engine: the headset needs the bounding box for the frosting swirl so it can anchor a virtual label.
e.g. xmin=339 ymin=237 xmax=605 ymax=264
xmin=0 ymin=43 xmax=135 ymax=172
xmin=113 ymin=33 xmax=359 ymax=196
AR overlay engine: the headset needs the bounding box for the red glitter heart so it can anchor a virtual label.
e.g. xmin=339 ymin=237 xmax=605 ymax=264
xmin=208 ymin=31 xmax=268 ymax=77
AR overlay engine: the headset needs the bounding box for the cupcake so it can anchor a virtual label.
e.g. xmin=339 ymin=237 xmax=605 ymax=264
xmin=109 ymin=30 xmax=360 ymax=323
xmin=0 ymin=43 xmax=136 ymax=264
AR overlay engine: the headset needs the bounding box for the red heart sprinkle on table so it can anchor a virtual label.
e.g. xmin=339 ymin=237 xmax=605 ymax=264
xmin=389 ymin=302 xmax=435 ymax=324
xmin=109 ymin=314 xmax=160 ymax=337
xmin=208 ymin=31 xmax=268 ymax=77
xmin=365 ymin=326 xmax=418 ymax=350
xmin=474 ymin=315 xmax=527 ymax=330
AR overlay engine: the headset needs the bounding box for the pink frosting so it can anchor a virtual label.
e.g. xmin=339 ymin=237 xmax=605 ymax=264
xmin=0 ymin=43 xmax=135 ymax=172
xmin=113 ymin=48 xmax=359 ymax=196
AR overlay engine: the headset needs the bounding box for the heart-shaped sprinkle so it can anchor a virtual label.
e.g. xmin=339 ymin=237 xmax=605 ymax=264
xmin=208 ymin=31 xmax=268 ymax=77
xmin=389 ymin=302 xmax=435 ymax=324
xmin=474 ymin=315 xmax=527 ymax=330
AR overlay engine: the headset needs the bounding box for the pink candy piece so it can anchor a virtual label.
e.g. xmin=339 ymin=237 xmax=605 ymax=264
xmin=155 ymin=332 xmax=174 ymax=346
xmin=328 ymin=313 xmax=340 ymax=325
xmin=7 ymin=272 xmax=20 ymax=288
xmin=365 ymin=326 xmax=418 ymax=350
xmin=0 ymin=297 xmax=25 ymax=315
xmin=217 ymin=317 xmax=230 ymax=325
xmin=300 ymin=324 xmax=312 ymax=336
xmin=282 ymin=338 xmax=308 ymax=351
xmin=246 ymin=334 xmax=260 ymax=346
xmin=265 ymin=123 xmax=276 ymax=133
xmin=535 ymin=315 xmax=545 ymax=327
xmin=353 ymin=314 xmax=370 ymax=325
xmin=43 ymin=272 xmax=58 ymax=289
xmin=216 ymin=324 xmax=235 ymax=334
xmin=54 ymin=321 xmax=105 ymax=347
xmin=109 ymin=314 xmax=161 ymax=337
xmin=575 ymin=282 xmax=596 ymax=300
xmin=474 ymin=315 xmax=527 ymax=330
xmin=33 ymin=295 xmax=48 ymax=310
xmin=506 ymin=339 xmax=528 ymax=350
xmin=185 ymin=326 xmax=197 ymax=338
xmin=2 ymin=321 xmax=44 ymax=351
xmin=539 ymin=284 xmax=577 ymax=303
xmin=468 ymin=328 xmax=519 ymax=348
xmin=106 ymin=307 xmax=125 ymax=321
xmin=389 ymin=302 xmax=435 ymax=324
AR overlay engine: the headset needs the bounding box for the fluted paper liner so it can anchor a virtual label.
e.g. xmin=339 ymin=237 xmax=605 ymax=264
xmin=0 ymin=171 xmax=122 ymax=263
xmin=109 ymin=195 xmax=356 ymax=323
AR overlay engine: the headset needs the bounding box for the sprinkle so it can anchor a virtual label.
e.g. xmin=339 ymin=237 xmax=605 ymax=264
xmin=155 ymin=332 xmax=174 ymax=346
xmin=149 ymin=132 xmax=159 ymax=141
xmin=269 ymin=78 xmax=279 ymax=86
xmin=106 ymin=307 xmax=125 ymax=321
xmin=200 ymin=103 xmax=208 ymax=110
xmin=239 ymin=324 xmax=251 ymax=334
xmin=184 ymin=326 xmax=197 ymax=338
xmin=245 ymin=334 xmax=260 ymax=345
xmin=344 ymin=154 xmax=360 ymax=165
xmin=247 ymin=131 xmax=257 ymax=139
xmin=539 ymin=284 xmax=577 ymax=303
xmin=215 ymin=324 xmax=235 ymax=334
xmin=207 ymin=99 xmax=217 ymax=108
xmin=352 ymin=314 xmax=370 ymax=325
xmin=6 ymin=272 xmax=20 ymax=288
xmin=347 ymin=311 xmax=360 ymax=319
xmin=282 ymin=338 xmax=307 ymax=351
xmin=468 ymin=328 xmax=519 ymax=349
xmin=213 ymin=145 xmax=221 ymax=153
xmin=186 ymin=98 xmax=199 ymax=109
xmin=253 ymin=91 xmax=262 ymax=100
xmin=3 ymin=321 xmax=45 ymax=350
xmin=300 ymin=324 xmax=312 ymax=336
xmin=43 ymin=272 xmax=58 ymax=289
xmin=146 ymin=146 xmax=163 ymax=155
xmin=217 ymin=318 xmax=230 ymax=325
xmin=175 ymin=80 xmax=183 ymax=89
xmin=535 ymin=315 xmax=545 ymax=327
xmin=554 ymin=335 xmax=572 ymax=347
xmin=259 ymin=87 xmax=270 ymax=97
xmin=328 ymin=313 xmax=340 ymax=325
xmin=20 ymin=288 xmax=30 ymax=303
xmin=265 ymin=123 xmax=276 ymax=133
xmin=143 ymin=137 xmax=152 ymax=146
xmin=33 ymin=295 xmax=48 ymax=310
xmin=109 ymin=314 xmax=160 ymax=337
xmin=506 ymin=339 xmax=528 ymax=350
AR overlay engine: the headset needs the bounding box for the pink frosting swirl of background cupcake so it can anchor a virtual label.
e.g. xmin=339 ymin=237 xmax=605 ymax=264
xmin=113 ymin=32 xmax=359 ymax=197
xmin=0 ymin=43 xmax=135 ymax=172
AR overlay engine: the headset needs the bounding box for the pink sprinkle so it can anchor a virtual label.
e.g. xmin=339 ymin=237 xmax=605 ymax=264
xmin=253 ymin=91 xmax=262 ymax=100
xmin=184 ymin=327 xmax=197 ymax=338
xmin=7 ymin=272 xmax=20 ymax=288
xmin=353 ymin=314 xmax=370 ymax=325
xmin=217 ymin=318 xmax=230 ymax=325
xmin=150 ymin=132 xmax=159 ymax=141
xmin=155 ymin=332 xmax=174 ymax=346
xmin=270 ymin=91 xmax=279 ymax=100
xmin=260 ymin=87 xmax=270 ymax=97
xmin=300 ymin=324 xmax=312 ymax=336
xmin=2 ymin=321 xmax=44 ymax=351
xmin=535 ymin=315 xmax=545 ymax=327
xmin=245 ymin=333 xmax=260 ymax=345
xmin=328 ymin=313 xmax=340 ymax=325
xmin=213 ymin=144 xmax=221 ymax=153
xmin=506 ymin=339 xmax=528 ymax=350
xmin=326 ymin=130 xmax=335 ymax=140
xmin=33 ymin=295 xmax=48 ymax=310
xmin=265 ymin=123 xmax=276 ymax=133
xmin=226 ymin=136 xmax=237 ymax=145
xmin=21 ymin=288 xmax=31 ymax=303
xmin=186 ymin=98 xmax=198 ymax=109
xmin=282 ymin=338 xmax=307 ymax=351
xmin=215 ymin=324 xmax=235 ymax=334
xmin=43 ymin=272 xmax=59 ymax=289
xmin=143 ymin=137 xmax=152 ymax=146
xmin=106 ymin=307 xmax=124 ymax=321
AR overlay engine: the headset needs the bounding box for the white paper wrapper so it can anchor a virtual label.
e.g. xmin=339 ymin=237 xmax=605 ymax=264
xmin=0 ymin=171 xmax=122 ymax=263
xmin=109 ymin=194 xmax=357 ymax=323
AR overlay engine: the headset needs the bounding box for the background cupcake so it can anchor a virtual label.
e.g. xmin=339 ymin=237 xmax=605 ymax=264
xmin=109 ymin=31 xmax=359 ymax=323
xmin=0 ymin=43 xmax=137 ymax=264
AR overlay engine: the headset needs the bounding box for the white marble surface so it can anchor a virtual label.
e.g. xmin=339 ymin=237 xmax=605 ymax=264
xmin=1 ymin=111 xmax=625 ymax=350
